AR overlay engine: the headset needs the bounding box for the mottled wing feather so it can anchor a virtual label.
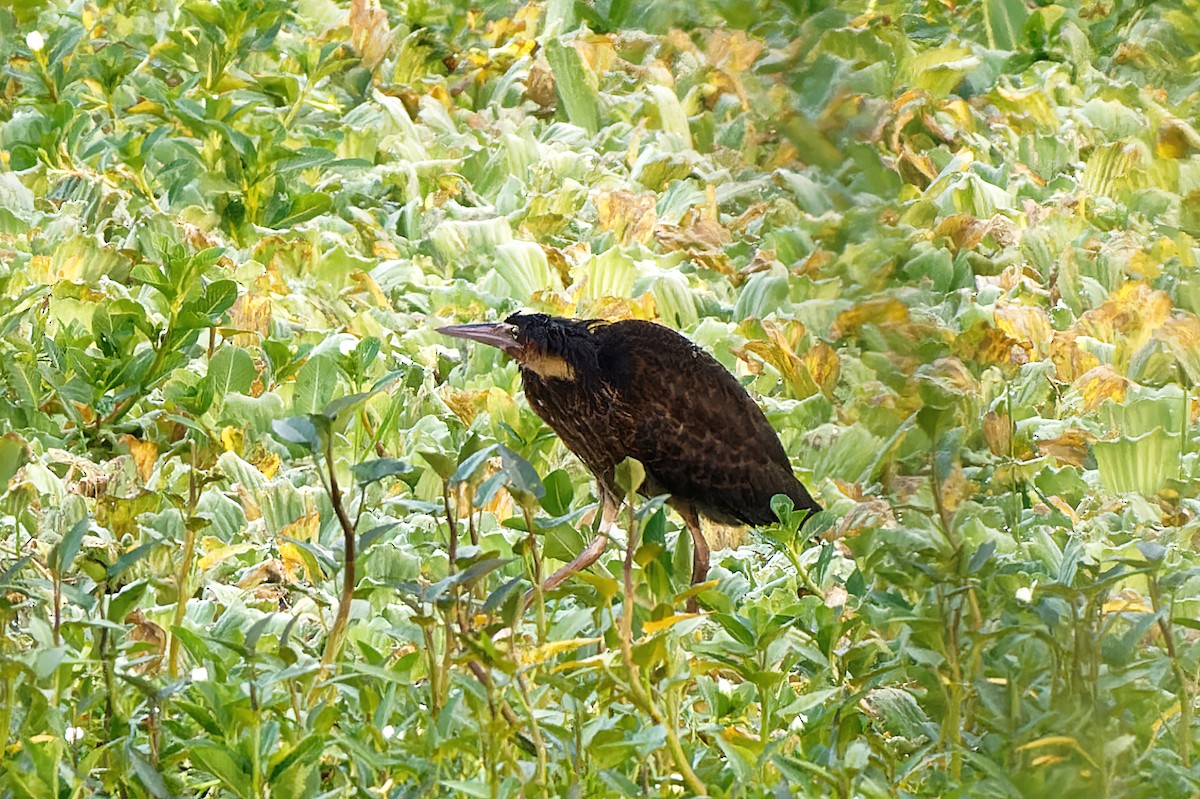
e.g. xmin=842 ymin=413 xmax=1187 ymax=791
xmin=595 ymin=321 xmax=814 ymax=525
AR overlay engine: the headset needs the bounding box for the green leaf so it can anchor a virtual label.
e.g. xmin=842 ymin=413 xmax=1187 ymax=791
xmin=419 ymin=450 xmax=458 ymax=480
xmin=208 ymin=346 xmax=256 ymax=397
xmin=322 ymin=390 xmax=373 ymax=420
xmin=293 ymin=355 xmax=339 ymax=415
xmin=614 ymin=457 xmax=645 ymax=498
xmin=190 ymin=743 xmax=251 ymax=798
xmin=452 ymin=443 xmax=499 ymax=486
xmin=128 ymin=745 xmax=171 ymax=799
xmin=351 ymin=458 xmax=412 ymax=485
xmin=545 ymin=38 xmax=599 ymax=134
xmin=497 ymin=445 xmax=545 ymax=501
xmin=272 ymin=416 xmax=321 ymax=449
xmin=540 ymin=469 xmax=574 ymax=516
xmin=984 ymin=0 xmax=1028 ymax=50
xmin=269 ymin=192 xmax=333 ymax=228
xmin=54 ymin=518 xmax=89 ymax=574
xmin=0 ymin=432 xmax=29 ymax=489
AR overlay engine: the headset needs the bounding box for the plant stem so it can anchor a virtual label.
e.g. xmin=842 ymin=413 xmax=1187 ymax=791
xmin=1150 ymin=573 xmax=1192 ymax=767
xmin=522 ymin=505 xmax=546 ymax=643
xmin=616 ymin=498 xmax=707 ymax=796
xmin=318 ymin=438 xmax=357 ymax=679
xmin=516 ymin=674 xmax=548 ymax=790
xmin=169 ymin=445 xmax=200 ymax=677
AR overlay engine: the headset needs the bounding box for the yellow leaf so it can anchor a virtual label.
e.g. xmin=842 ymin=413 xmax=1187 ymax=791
xmin=519 ymin=637 xmax=601 ymax=666
xmin=832 ymin=298 xmax=909 ymax=339
xmin=120 ymin=434 xmax=158 ymax=483
xmin=237 ymin=485 xmax=262 ymax=521
xmin=1035 ymin=429 xmax=1095 ymax=468
xmin=280 ymin=512 xmax=320 ymax=545
xmin=1017 ymin=735 xmax=1081 ymax=751
xmin=197 ymin=538 xmax=255 ymax=571
xmin=1075 ymin=282 xmax=1172 ymax=359
xmin=1045 ymin=496 xmax=1078 ymax=524
xmin=227 ymin=293 xmax=271 ymax=345
xmin=804 ymin=342 xmax=840 ymax=396
xmin=236 ymin=559 xmax=286 ymax=588
xmin=440 ymin=386 xmax=486 ymax=425
xmin=251 ymin=450 xmax=281 ymax=479
xmin=1157 ymin=119 xmax=1199 ymax=159
xmin=1152 ymin=702 xmax=1181 ymax=734
xmin=993 ymin=300 xmax=1052 ymax=359
xmin=1049 ymin=331 xmax=1100 ymax=383
xmin=1102 ymin=597 xmax=1153 ymax=614
xmin=574 ymin=33 xmax=617 ymax=74
xmin=580 ymin=294 xmax=657 ymax=321
xmin=124 ymin=99 xmax=163 ymax=115
xmin=959 ymin=323 xmax=1025 ymax=367
xmin=641 ymin=613 xmax=702 ymax=635
xmin=551 ymin=650 xmax=619 ymax=673
xmin=351 ymin=270 xmax=390 ymax=307
xmin=1073 ymin=364 xmax=1128 ymax=411
xmin=982 ymin=411 xmax=1012 ymax=457
xmin=348 ymin=0 xmax=391 ymax=70
xmin=595 ymin=190 xmax=657 ymax=245
xmin=221 ymin=426 xmax=244 ymax=454
xmin=1157 ymin=313 xmax=1200 ymax=382
xmin=278 ymin=541 xmax=314 ymax=582
xmin=1030 ymin=754 xmax=1068 ymax=767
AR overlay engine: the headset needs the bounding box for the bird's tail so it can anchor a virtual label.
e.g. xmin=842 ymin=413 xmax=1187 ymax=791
xmin=789 ymin=480 xmax=823 ymax=523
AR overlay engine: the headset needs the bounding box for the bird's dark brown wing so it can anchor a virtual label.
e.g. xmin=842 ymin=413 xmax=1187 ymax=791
xmin=593 ymin=320 xmax=819 ymax=525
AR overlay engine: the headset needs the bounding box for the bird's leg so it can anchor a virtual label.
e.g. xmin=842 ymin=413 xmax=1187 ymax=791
xmin=676 ymin=504 xmax=709 ymax=612
xmin=539 ymin=495 xmax=617 ymax=593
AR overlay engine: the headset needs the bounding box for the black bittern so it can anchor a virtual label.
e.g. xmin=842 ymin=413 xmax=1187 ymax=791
xmin=438 ymin=313 xmax=821 ymax=599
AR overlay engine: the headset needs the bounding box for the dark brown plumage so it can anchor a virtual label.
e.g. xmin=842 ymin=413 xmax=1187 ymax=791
xmin=439 ymin=313 xmax=821 ymax=599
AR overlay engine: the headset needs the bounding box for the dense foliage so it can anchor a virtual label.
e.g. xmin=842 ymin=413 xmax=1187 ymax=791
xmin=2 ymin=0 xmax=1200 ymax=796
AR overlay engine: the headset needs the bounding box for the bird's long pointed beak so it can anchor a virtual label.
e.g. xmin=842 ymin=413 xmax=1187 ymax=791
xmin=437 ymin=322 xmax=521 ymax=356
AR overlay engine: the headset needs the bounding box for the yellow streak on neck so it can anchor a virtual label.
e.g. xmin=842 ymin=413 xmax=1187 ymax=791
xmin=523 ymin=352 xmax=575 ymax=380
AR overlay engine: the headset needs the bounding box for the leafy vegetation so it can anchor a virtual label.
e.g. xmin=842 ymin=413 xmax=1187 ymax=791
xmin=2 ymin=0 xmax=1200 ymax=796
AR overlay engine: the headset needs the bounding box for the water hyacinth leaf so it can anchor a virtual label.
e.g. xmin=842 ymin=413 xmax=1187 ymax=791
xmin=545 ymin=38 xmax=599 ymax=134
xmin=494 ymin=240 xmax=560 ymax=302
xmin=1093 ymin=427 xmax=1182 ymax=495
xmin=429 ymin=217 xmax=513 ymax=263
xmin=985 ymin=0 xmax=1028 ymax=50
xmin=585 ymin=247 xmax=636 ymax=300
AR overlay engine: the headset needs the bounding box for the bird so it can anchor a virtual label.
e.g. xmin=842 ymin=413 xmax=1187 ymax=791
xmin=438 ymin=313 xmax=822 ymax=601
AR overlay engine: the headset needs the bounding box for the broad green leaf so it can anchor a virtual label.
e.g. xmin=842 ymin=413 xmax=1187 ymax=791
xmin=545 ymin=38 xmax=599 ymax=134
xmin=293 ymin=355 xmax=339 ymax=415
xmin=54 ymin=518 xmax=89 ymax=575
xmin=207 ymin=346 xmax=256 ymax=397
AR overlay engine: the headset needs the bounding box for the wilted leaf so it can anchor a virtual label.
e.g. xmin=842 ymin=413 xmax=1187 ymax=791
xmin=1035 ymin=429 xmax=1095 ymax=467
xmin=1073 ymin=365 xmax=1129 ymax=411
xmin=596 ymin=191 xmax=657 ymax=245
xmin=833 ymin=298 xmax=909 ymax=339
xmin=993 ymin=300 xmax=1052 ymax=360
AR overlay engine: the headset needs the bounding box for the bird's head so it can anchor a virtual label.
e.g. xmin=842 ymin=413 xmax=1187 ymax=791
xmin=438 ymin=313 xmax=599 ymax=381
